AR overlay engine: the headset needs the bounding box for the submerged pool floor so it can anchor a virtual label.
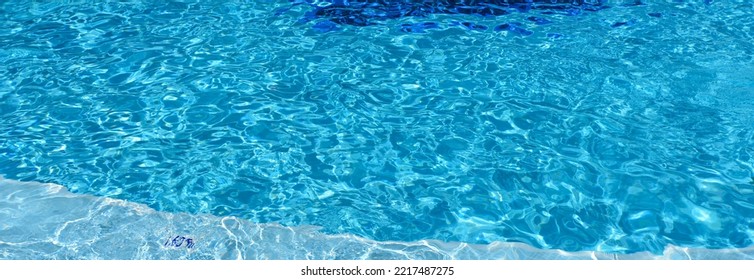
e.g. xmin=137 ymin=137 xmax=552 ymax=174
xmin=2 ymin=178 xmax=753 ymax=259
xmin=1 ymin=0 xmax=753 ymax=257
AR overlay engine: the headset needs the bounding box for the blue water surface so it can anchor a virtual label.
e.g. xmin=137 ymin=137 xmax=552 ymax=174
xmin=1 ymin=0 xmax=753 ymax=255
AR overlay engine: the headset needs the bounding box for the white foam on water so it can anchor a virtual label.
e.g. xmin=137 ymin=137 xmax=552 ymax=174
xmin=1 ymin=178 xmax=752 ymax=260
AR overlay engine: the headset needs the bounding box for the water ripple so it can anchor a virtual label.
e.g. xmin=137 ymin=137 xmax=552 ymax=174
xmin=0 ymin=0 xmax=753 ymax=255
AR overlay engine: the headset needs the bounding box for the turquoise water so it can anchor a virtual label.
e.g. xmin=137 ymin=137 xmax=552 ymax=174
xmin=1 ymin=0 xmax=753 ymax=256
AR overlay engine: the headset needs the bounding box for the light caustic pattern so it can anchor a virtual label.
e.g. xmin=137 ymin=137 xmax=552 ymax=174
xmin=0 ymin=0 xmax=752 ymax=255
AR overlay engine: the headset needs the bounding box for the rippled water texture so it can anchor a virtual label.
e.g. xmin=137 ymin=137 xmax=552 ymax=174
xmin=1 ymin=0 xmax=753 ymax=255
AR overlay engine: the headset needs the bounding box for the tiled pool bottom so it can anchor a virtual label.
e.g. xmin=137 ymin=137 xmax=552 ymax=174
xmin=1 ymin=178 xmax=751 ymax=260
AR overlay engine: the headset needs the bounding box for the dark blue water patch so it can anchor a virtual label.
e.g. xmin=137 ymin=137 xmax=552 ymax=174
xmin=494 ymin=22 xmax=533 ymax=36
xmin=610 ymin=19 xmax=636 ymax=28
xmin=400 ymin=21 xmax=440 ymax=33
xmin=621 ymin=0 xmax=645 ymax=7
xmin=453 ymin=21 xmax=489 ymax=31
xmin=526 ymin=16 xmax=552 ymax=25
xmin=313 ymin=20 xmax=340 ymax=32
xmin=288 ymin=0 xmax=607 ymax=31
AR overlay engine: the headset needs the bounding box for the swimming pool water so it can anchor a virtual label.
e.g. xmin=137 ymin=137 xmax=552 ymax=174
xmin=1 ymin=0 xmax=753 ymax=256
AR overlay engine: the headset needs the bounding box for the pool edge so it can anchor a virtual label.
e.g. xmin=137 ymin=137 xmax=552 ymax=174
xmin=1 ymin=178 xmax=752 ymax=260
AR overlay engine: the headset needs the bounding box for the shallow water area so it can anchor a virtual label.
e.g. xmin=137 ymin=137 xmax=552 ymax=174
xmin=2 ymin=178 xmax=753 ymax=259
